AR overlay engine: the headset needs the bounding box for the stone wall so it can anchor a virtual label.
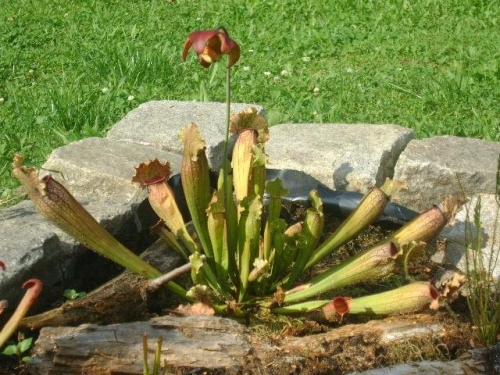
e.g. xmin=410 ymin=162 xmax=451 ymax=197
xmin=1 ymin=100 xmax=499 ymax=302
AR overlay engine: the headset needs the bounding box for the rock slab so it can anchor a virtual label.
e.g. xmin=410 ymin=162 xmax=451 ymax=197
xmin=0 ymin=199 xmax=147 ymax=305
xmin=432 ymin=194 xmax=500 ymax=278
xmin=266 ymin=123 xmax=413 ymax=193
xmin=107 ymin=100 xmax=265 ymax=171
xmin=42 ymin=137 xmax=182 ymax=202
xmin=394 ymin=136 xmax=500 ymax=211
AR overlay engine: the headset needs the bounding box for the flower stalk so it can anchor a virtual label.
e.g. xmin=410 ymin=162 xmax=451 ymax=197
xmin=223 ymin=64 xmax=238 ymax=271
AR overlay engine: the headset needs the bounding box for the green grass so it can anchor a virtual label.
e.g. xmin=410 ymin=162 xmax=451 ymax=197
xmin=1 ymin=0 xmax=499 ymax=204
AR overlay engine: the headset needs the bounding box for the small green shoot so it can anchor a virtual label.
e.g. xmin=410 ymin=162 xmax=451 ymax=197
xmin=142 ymin=334 xmax=166 ymax=375
xmin=63 ymin=289 xmax=87 ymax=300
xmin=1 ymin=337 xmax=33 ymax=364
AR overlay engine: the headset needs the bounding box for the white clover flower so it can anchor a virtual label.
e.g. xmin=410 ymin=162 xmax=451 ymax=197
xmin=280 ymin=70 xmax=289 ymax=77
xmin=346 ymin=67 xmax=353 ymax=73
xmin=28 ymin=69 xmax=34 ymax=75
xmin=302 ymin=56 xmax=311 ymax=62
xmin=248 ymin=49 xmax=255 ymax=53
xmin=264 ymin=71 xmax=272 ymax=77
xmin=0 ymin=97 xmax=5 ymax=104
xmin=273 ymin=76 xmax=280 ymax=83
xmin=313 ymin=87 xmax=320 ymax=94
xmin=243 ymin=66 xmax=250 ymax=72
xmin=127 ymin=95 xmax=135 ymax=101
xmin=101 ymin=87 xmax=109 ymax=94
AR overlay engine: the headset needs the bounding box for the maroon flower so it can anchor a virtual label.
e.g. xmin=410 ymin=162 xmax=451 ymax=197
xmin=182 ymin=29 xmax=240 ymax=68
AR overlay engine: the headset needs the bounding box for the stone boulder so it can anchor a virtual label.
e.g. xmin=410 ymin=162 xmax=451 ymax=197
xmin=42 ymin=137 xmax=182 ymax=202
xmin=266 ymin=123 xmax=413 ymax=193
xmin=432 ymin=194 xmax=500 ymax=278
xmin=107 ymin=100 xmax=265 ymax=171
xmin=0 ymin=199 xmax=155 ymax=305
xmin=393 ymin=136 xmax=500 ymax=212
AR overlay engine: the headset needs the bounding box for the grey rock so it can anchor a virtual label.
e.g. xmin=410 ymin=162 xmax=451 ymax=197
xmin=42 ymin=137 xmax=182 ymax=202
xmin=347 ymin=346 xmax=489 ymax=374
xmin=107 ymin=100 xmax=265 ymax=171
xmin=266 ymin=123 xmax=413 ymax=193
xmin=432 ymin=194 xmax=500 ymax=278
xmin=347 ymin=361 xmax=480 ymax=374
xmin=393 ymin=136 xmax=500 ymax=211
xmin=0 ymin=198 xmax=151 ymax=305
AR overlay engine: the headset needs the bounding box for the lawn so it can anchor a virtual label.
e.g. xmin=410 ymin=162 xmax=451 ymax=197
xmin=1 ymin=0 xmax=499 ymax=204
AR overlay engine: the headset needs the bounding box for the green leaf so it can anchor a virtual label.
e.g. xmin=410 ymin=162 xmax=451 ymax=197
xmin=63 ymin=289 xmax=86 ymax=300
xmin=2 ymin=344 xmax=18 ymax=356
xmin=63 ymin=289 xmax=77 ymax=300
xmin=17 ymin=337 xmax=33 ymax=353
xmin=21 ymin=356 xmax=31 ymax=363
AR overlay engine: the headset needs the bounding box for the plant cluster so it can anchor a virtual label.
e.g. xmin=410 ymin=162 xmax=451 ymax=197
xmin=10 ymin=28 xmax=462 ymax=320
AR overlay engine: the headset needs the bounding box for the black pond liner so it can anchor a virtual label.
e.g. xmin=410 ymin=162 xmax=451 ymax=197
xmin=168 ymin=168 xmax=418 ymax=225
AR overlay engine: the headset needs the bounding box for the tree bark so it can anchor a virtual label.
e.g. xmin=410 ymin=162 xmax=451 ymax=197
xmin=29 ymin=313 xmax=479 ymax=375
xmin=21 ymin=240 xmax=182 ymax=329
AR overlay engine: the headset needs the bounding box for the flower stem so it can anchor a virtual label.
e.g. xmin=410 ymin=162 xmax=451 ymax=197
xmin=223 ymin=63 xmax=238 ymax=274
xmin=223 ymin=65 xmax=231 ymax=181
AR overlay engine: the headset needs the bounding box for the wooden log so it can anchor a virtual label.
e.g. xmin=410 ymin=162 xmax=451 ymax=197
xmin=21 ymin=240 xmax=182 ymax=329
xmin=30 ymin=316 xmax=250 ymax=374
xmin=29 ymin=313 xmax=476 ymax=374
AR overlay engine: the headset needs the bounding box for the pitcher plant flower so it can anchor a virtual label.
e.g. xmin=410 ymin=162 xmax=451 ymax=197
xmin=182 ymin=28 xmax=240 ymax=68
